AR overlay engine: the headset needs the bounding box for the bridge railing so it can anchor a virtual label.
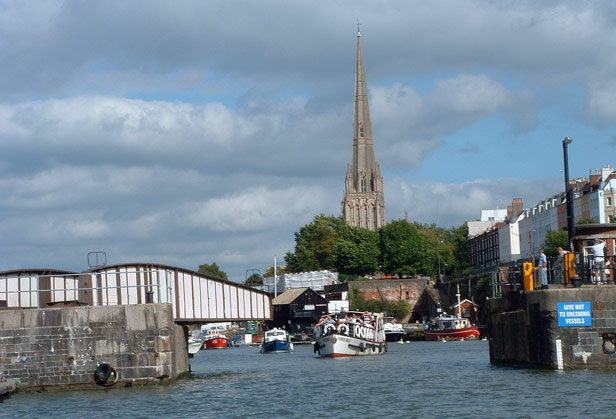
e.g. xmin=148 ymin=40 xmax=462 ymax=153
xmin=0 ymin=270 xmax=171 ymax=309
xmin=0 ymin=265 xmax=272 ymax=322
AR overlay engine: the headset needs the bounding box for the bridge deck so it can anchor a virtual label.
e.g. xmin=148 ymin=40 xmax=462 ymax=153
xmin=0 ymin=263 xmax=272 ymax=323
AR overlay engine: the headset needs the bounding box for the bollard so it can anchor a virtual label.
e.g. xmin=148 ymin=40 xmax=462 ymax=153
xmin=522 ymin=262 xmax=534 ymax=291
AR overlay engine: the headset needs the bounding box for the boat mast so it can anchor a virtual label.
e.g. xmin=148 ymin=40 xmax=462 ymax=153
xmin=456 ymin=283 xmax=462 ymax=318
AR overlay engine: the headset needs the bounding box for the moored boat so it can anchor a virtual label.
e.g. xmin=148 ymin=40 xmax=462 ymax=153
xmin=260 ymin=328 xmax=294 ymax=354
xmin=314 ymin=311 xmax=387 ymax=358
xmin=383 ymin=318 xmax=406 ymax=342
xmin=201 ymin=324 xmax=230 ymax=349
xmin=188 ymin=335 xmax=204 ymax=355
xmin=423 ymin=316 xmax=480 ymax=341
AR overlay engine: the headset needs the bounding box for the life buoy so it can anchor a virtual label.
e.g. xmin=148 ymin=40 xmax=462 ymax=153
xmin=337 ymin=324 xmax=349 ymax=335
xmin=325 ymin=325 xmax=336 ymax=335
xmin=94 ymin=363 xmax=118 ymax=387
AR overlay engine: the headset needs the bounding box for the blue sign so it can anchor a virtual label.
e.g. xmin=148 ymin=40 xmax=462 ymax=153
xmin=557 ymin=301 xmax=592 ymax=327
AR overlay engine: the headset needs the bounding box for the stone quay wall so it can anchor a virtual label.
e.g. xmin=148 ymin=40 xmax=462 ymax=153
xmin=0 ymin=304 xmax=189 ymax=390
xmin=487 ymin=287 xmax=616 ymax=369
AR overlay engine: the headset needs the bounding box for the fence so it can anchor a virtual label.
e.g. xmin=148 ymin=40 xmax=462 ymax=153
xmin=0 ymin=270 xmax=171 ymax=309
xmin=490 ymin=253 xmax=615 ymax=296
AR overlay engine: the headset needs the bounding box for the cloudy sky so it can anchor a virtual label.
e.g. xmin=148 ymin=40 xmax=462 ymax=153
xmin=1 ymin=1 xmax=615 ymax=281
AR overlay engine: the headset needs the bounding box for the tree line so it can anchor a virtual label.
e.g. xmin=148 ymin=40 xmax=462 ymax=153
xmin=283 ymin=214 xmax=470 ymax=281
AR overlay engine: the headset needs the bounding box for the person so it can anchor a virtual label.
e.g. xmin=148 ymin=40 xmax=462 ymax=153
xmin=590 ymin=239 xmax=607 ymax=284
xmin=554 ymin=247 xmax=568 ymax=284
xmin=325 ymin=315 xmax=336 ymax=324
xmin=538 ymin=249 xmax=548 ymax=288
xmin=338 ymin=307 xmax=347 ymax=321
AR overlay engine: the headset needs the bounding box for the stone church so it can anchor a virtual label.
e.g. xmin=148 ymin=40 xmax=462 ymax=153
xmin=341 ymin=27 xmax=386 ymax=231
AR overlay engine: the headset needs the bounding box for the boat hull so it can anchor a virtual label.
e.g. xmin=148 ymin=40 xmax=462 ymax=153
xmin=261 ymin=339 xmax=293 ymax=354
xmin=188 ymin=339 xmax=203 ymax=355
xmin=385 ymin=331 xmax=407 ymax=342
xmin=424 ymin=327 xmax=480 ymax=341
xmin=204 ymin=336 xmax=230 ymax=349
xmin=315 ymin=334 xmax=387 ymax=357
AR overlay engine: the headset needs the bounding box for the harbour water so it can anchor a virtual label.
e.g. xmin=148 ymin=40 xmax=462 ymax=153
xmin=3 ymin=340 xmax=616 ymax=418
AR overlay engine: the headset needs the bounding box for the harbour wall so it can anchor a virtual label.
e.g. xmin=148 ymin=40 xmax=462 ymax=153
xmin=0 ymin=304 xmax=189 ymax=390
xmin=487 ymin=287 xmax=616 ymax=369
xmin=349 ymin=279 xmax=429 ymax=305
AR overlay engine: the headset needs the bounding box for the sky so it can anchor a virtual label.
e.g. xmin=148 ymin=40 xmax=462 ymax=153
xmin=1 ymin=1 xmax=616 ymax=282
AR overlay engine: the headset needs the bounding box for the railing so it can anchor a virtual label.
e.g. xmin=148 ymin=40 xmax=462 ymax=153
xmin=490 ymin=253 xmax=615 ymax=295
xmin=0 ymin=270 xmax=172 ymax=309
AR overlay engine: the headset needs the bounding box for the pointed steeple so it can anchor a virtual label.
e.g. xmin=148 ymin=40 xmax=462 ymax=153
xmin=341 ymin=22 xmax=385 ymax=231
xmin=352 ymin=21 xmax=377 ymax=192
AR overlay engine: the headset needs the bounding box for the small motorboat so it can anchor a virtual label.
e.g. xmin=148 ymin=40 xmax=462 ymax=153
xmin=260 ymin=328 xmax=293 ymax=354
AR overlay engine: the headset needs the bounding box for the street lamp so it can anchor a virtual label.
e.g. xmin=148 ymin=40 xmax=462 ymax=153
xmin=562 ymin=137 xmax=575 ymax=251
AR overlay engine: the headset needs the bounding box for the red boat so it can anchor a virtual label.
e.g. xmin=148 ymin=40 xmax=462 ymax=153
xmin=201 ymin=324 xmax=230 ymax=349
xmin=423 ymin=316 xmax=480 ymax=341
xmin=203 ymin=334 xmax=229 ymax=349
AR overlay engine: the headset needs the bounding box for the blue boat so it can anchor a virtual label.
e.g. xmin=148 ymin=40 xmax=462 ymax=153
xmin=260 ymin=328 xmax=294 ymax=354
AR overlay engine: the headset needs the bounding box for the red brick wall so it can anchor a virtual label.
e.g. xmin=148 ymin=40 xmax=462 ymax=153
xmin=348 ymin=278 xmax=430 ymax=321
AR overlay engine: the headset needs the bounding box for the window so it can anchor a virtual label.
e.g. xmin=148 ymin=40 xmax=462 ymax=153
xmin=463 ymin=308 xmax=471 ymax=317
xmin=608 ymin=197 xmax=613 ymax=207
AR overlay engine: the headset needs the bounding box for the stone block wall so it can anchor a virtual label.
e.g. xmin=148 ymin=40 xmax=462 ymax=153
xmin=487 ymin=287 xmax=616 ymax=369
xmin=0 ymin=304 xmax=189 ymax=390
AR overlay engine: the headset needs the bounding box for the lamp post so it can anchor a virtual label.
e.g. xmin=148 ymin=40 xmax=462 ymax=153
xmin=563 ymin=137 xmax=575 ymax=251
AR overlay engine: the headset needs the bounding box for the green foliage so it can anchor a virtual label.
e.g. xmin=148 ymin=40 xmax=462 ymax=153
xmin=263 ymin=265 xmax=286 ymax=277
xmin=245 ymin=273 xmax=263 ymax=286
xmin=333 ymin=225 xmax=380 ymax=276
xmin=450 ymin=223 xmax=470 ymax=278
xmin=577 ymin=217 xmax=598 ymax=225
xmin=388 ymin=299 xmax=411 ymax=319
xmin=349 ymin=287 xmax=366 ymax=311
xmin=542 ymin=230 xmax=570 ymax=257
xmin=379 ymin=220 xmax=432 ymax=276
xmin=284 ymin=214 xmax=345 ymax=273
xmin=348 ymin=287 xmax=409 ymax=319
xmin=198 ymin=262 xmax=228 ymax=281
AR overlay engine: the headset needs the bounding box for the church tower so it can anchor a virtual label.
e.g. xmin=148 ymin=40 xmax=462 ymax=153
xmin=341 ymin=25 xmax=385 ymax=231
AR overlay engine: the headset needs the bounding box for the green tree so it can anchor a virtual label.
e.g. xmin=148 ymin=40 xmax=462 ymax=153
xmin=285 ymin=214 xmax=345 ymax=272
xmin=416 ymin=223 xmax=455 ymax=279
xmin=197 ymin=262 xmax=228 ymax=281
xmin=542 ymin=230 xmax=569 ymax=257
xmin=263 ymin=265 xmax=286 ymax=277
xmin=388 ymin=299 xmax=411 ymax=320
xmin=379 ymin=219 xmax=432 ymax=276
xmin=333 ymin=225 xmax=380 ymax=276
xmin=245 ymin=273 xmax=263 ymax=286
xmin=449 ymin=223 xmax=470 ymax=278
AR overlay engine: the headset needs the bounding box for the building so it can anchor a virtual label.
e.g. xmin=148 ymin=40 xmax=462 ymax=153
xmin=270 ymin=288 xmax=329 ymax=332
xmin=341 ymin=27 xmax=385 ymax=231
xmin=519 ymin=165 xmax=616 ymax=258
xmin=467 ymin=165 xmax=616 ymax=272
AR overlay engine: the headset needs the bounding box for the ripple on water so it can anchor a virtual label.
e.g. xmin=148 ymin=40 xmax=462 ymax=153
xmin=4 ymin=341 xmax=616 ymax=418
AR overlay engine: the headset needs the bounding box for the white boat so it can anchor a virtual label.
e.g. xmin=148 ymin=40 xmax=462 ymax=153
xmin=188 ymin=335 xmax=204 ymax=355
xmin=260 ymin=328 xmax=294 ymax=354
xmin=314 ymin=311 xmax=387 ymax=358
xmin=383 ymin=320 xmax=406 ymax=342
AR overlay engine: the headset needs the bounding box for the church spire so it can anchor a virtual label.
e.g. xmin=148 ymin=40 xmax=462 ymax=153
xmin=352 ymin=19 xmax=376 ymax=190
xmin=342 ymin=23 xmax=385 ymax=231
